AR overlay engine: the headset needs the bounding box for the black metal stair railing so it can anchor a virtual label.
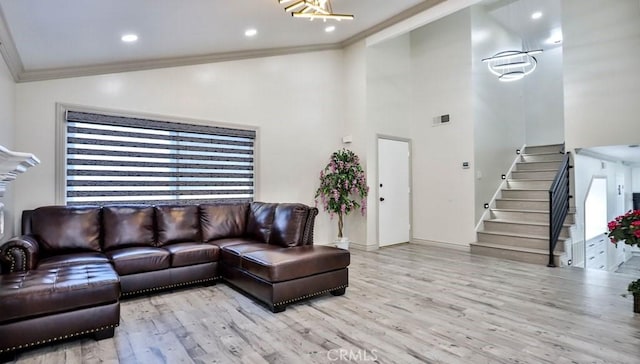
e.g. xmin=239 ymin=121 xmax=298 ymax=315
xmin=548 ymin=152 xmax=571 ymax=267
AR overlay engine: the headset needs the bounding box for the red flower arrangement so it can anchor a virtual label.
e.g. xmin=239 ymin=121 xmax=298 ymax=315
xmin=607 ymin=210 xmax=640 ymax=247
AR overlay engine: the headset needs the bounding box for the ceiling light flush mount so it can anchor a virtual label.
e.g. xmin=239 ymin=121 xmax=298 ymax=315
xmin=245 ymin=28 xmax=258 ymax=37
xmin=482 ymin=50 xmax=542 ymax=82
xmin=121 ymin=34 xmax=138 ymax=43
xmin=279 ymin=0 xmax=354 ymax=21
xmin=325 ymin=25 xmax=336 ymax=33
xmin=531 ymin=11 xmax=543 ymax=20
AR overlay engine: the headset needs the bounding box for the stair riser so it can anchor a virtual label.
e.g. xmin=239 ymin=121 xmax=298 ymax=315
xmin=520 ymin=154 xmax=565 ymax=162
xmin=477 ymin=232 xmax=565 ymax=252
xmin=523 ymin=145 xmax=564 ymax=154
xmin=471 ymin=245 xmax=559 ymax=266
xmin=501 ymin=190 xmax=549 ymax=199
xmin=511 ymin=170 xmax=558 ymax=179
xmin=507 ymin=180 xmax=553 ymax=189
xmin=491 ymin=210 xmax=575 ymax=224
xmin=484 ymin=221 xmax=570 ymax=238
xmin=516 ymin=161 xmax=562 ymax=171
xmin=495 ymin=199 xmax=548 ymax=210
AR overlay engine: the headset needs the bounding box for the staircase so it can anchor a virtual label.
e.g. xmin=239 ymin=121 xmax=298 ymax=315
xmin=471 ymin=144 xmax=574 ymax=266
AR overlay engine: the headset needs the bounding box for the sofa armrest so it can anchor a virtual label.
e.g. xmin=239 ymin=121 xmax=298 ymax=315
xmin=0 ymin=235 xmax=40 ymax=272
xmin=302 ymin=207 xmax=318 ymax=245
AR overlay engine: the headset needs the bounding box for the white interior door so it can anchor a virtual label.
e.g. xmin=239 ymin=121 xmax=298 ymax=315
xmin=378 ymin=138 xmax=410 ymax=247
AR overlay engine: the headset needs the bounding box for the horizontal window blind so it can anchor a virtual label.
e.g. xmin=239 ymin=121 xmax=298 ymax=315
xmin=65 ymin=111 xmax=255 ymax=206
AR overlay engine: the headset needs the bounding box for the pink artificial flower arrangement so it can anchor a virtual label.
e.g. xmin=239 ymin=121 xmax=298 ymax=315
xmin=314 ymin=149 xmax=369 ymax=238
xmin=607 ymin=210 xmax=640 ymax=247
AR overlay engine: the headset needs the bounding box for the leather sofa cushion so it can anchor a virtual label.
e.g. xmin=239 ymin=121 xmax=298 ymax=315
xmin=208 ymin=237 xmax=261 ymax=250
xmin=221 ymin=242 xmax=278 ymax=268
xmin=165 ymin=242 xmax=220 ymax=267
xmin=31 ymin=206 xmax=102 ymax=253
xmin=241 ymin=246 xmax=350 ymax=283
xmin=270 ymin=203 xmax=309 ymax=247
xmin=37 ymin=252 xmax=110 ymax=269
xmin=155 ymin=205 xmax=200 ymax=246
xmin=200 ymin=203 xmax=249 ymax=242
xmin=0 ymin=263 xmax=119 ymax=324
xmin=106 ymin=247 xmax=170 ymax=275
xmin=103 ymin=205 xmax=155 ymax=250
xmin=246 ymin=202 xmax=277 ymax=243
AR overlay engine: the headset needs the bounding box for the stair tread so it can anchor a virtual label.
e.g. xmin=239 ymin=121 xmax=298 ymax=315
xmin=503 ymin=188 xmax=550 ymax=191
xmin=496 ymin=198 xmax=548 ymax=202
xmin=508 ymin=178 xmax=554 ymax=181
xmin=492 ymin=208 xmax=546 ymax=214
xmin=486 ymin=219 xmax=572 ymax=227
xmin=521 ymin=152 xmax=564 ymax=156
xmin=478 ymin=230 xmax=567 ymax=241
xmin=471 ymin=242 xmax=561 ymax=256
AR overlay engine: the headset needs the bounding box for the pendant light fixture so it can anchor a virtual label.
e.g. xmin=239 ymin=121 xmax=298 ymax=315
xmin=482 ymin=50 xmax=542 ymax=82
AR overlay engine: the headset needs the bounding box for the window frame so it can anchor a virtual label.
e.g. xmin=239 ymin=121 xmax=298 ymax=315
xmin=55 ymin=103 xmax=260 ymax=206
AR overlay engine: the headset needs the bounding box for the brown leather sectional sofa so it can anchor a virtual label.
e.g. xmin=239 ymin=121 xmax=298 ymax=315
xmin=0 ymin=202 xmax=350 ymax=358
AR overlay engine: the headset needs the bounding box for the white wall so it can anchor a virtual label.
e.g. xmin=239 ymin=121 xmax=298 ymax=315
xmin=0 ymin=57 xmax=15 ymax=241
xmin=361 ymin=33 xmax=413 ymax=250
xmin=342 ymin=41 xmax=369 ymax=248
xmin=524 ymin=46 xmax=564 ymax=146
xmin=13 ymin=51 xmax=346 ymax=244
xmin=563 ymin=0 xmax=640 ymax=150
xmin=410 ymin=8 xmax=476 ymax=245
xmin=471 ymin=5 xmax=526 ymax=223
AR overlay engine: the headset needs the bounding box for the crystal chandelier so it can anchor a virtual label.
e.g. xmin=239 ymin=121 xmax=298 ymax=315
xmin=279 ymin=0 xmax=354 ymax=21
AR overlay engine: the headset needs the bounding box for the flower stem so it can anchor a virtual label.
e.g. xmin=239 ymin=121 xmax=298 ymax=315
xmin=338 ymin=213 xmax=343 ymax=238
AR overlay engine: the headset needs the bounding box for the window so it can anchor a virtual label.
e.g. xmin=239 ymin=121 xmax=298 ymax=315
xmin=64 ymin=110 xmax=255 ymax=206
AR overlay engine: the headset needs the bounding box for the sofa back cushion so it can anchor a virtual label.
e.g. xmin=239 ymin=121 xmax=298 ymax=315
xmin=200 ymin=203 xmax=249 ymax=242
xmin=103 ymin=205 xmax=155 ymax=250
xmin=270 ymin=203 xmax=310 ymax=247
xmin=246 ymin=202 xmax=277 ymax=243
xmin=31 ymin=206 xmax=102 ymax=253
xmin=155 ymin=205 xmax=200 ymax=246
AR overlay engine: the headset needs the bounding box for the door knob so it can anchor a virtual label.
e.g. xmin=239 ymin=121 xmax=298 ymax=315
xmin=380 ymin=197 xmax=385 ymax=202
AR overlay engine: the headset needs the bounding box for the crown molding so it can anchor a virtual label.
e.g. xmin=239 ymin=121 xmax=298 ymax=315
xmin=15 ymin=43 xmax=342 ymax=83
xmin=0 ymin=0 xmax=445 ymax=83
xmin=0 ymin=6 xmax=23 ymax=82
xmin=339 ymin=0 xmax=445 ymax=47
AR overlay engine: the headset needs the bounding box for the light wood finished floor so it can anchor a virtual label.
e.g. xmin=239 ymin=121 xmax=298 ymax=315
xmin=11 ymin=244 xmax=640 ymax=364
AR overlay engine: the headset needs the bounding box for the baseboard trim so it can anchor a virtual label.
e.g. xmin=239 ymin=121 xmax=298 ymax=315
xmin=411 ymin=238 xmax=470 ymax=251
xmin=350 ymin=242 xmax=379 ymax=252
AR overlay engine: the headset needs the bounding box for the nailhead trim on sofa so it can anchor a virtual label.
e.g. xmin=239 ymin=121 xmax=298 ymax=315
xmin=0 ymin=324 xmax=119 ymax=353
xmin=120 ymin=276 xmax=222 ymax=297
xmin=273 ymin=284 xmax=348 ymax=306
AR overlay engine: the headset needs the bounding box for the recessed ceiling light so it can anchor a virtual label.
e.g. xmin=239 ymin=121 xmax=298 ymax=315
xmin=245 ymin=28 xmax=257 ymax=37
xmin=325 ymin=25 xmax=336 ymax=33
xmin=121 ymin=34 xmax=138 ymax=43
xmin=531 ymin=12 xmax=543 ymax=20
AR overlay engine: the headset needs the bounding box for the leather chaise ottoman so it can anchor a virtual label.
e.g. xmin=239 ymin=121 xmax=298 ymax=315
xmin=0 ymin=263 xmax=120 ymax=359
xmin=223 ymin=245 xmax=350 ymax=312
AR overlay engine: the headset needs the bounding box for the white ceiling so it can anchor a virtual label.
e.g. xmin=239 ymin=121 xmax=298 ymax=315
xmin=485 ymin=0 xmax=562 ymax=50
xmin=0 ymin=0 xmax=436 ymax=80
xmin=581 ymin=145 xmax=640 ymax=165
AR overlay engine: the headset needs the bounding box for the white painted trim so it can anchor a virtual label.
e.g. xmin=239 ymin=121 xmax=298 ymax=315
xmin=0 ymin=7 xmax=23 ymax=81
xmin=411 ymin=238 xmax=470 ymax=251
xmin=54 ymin=103 xmax=259 ymax=205
xmin=0 ymin=145 xmax=39 ymax=198
xmin=366 ymin=0 xmax=483 ymax=47
xmin=474 ymin=143 xmax=527 ymax=231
